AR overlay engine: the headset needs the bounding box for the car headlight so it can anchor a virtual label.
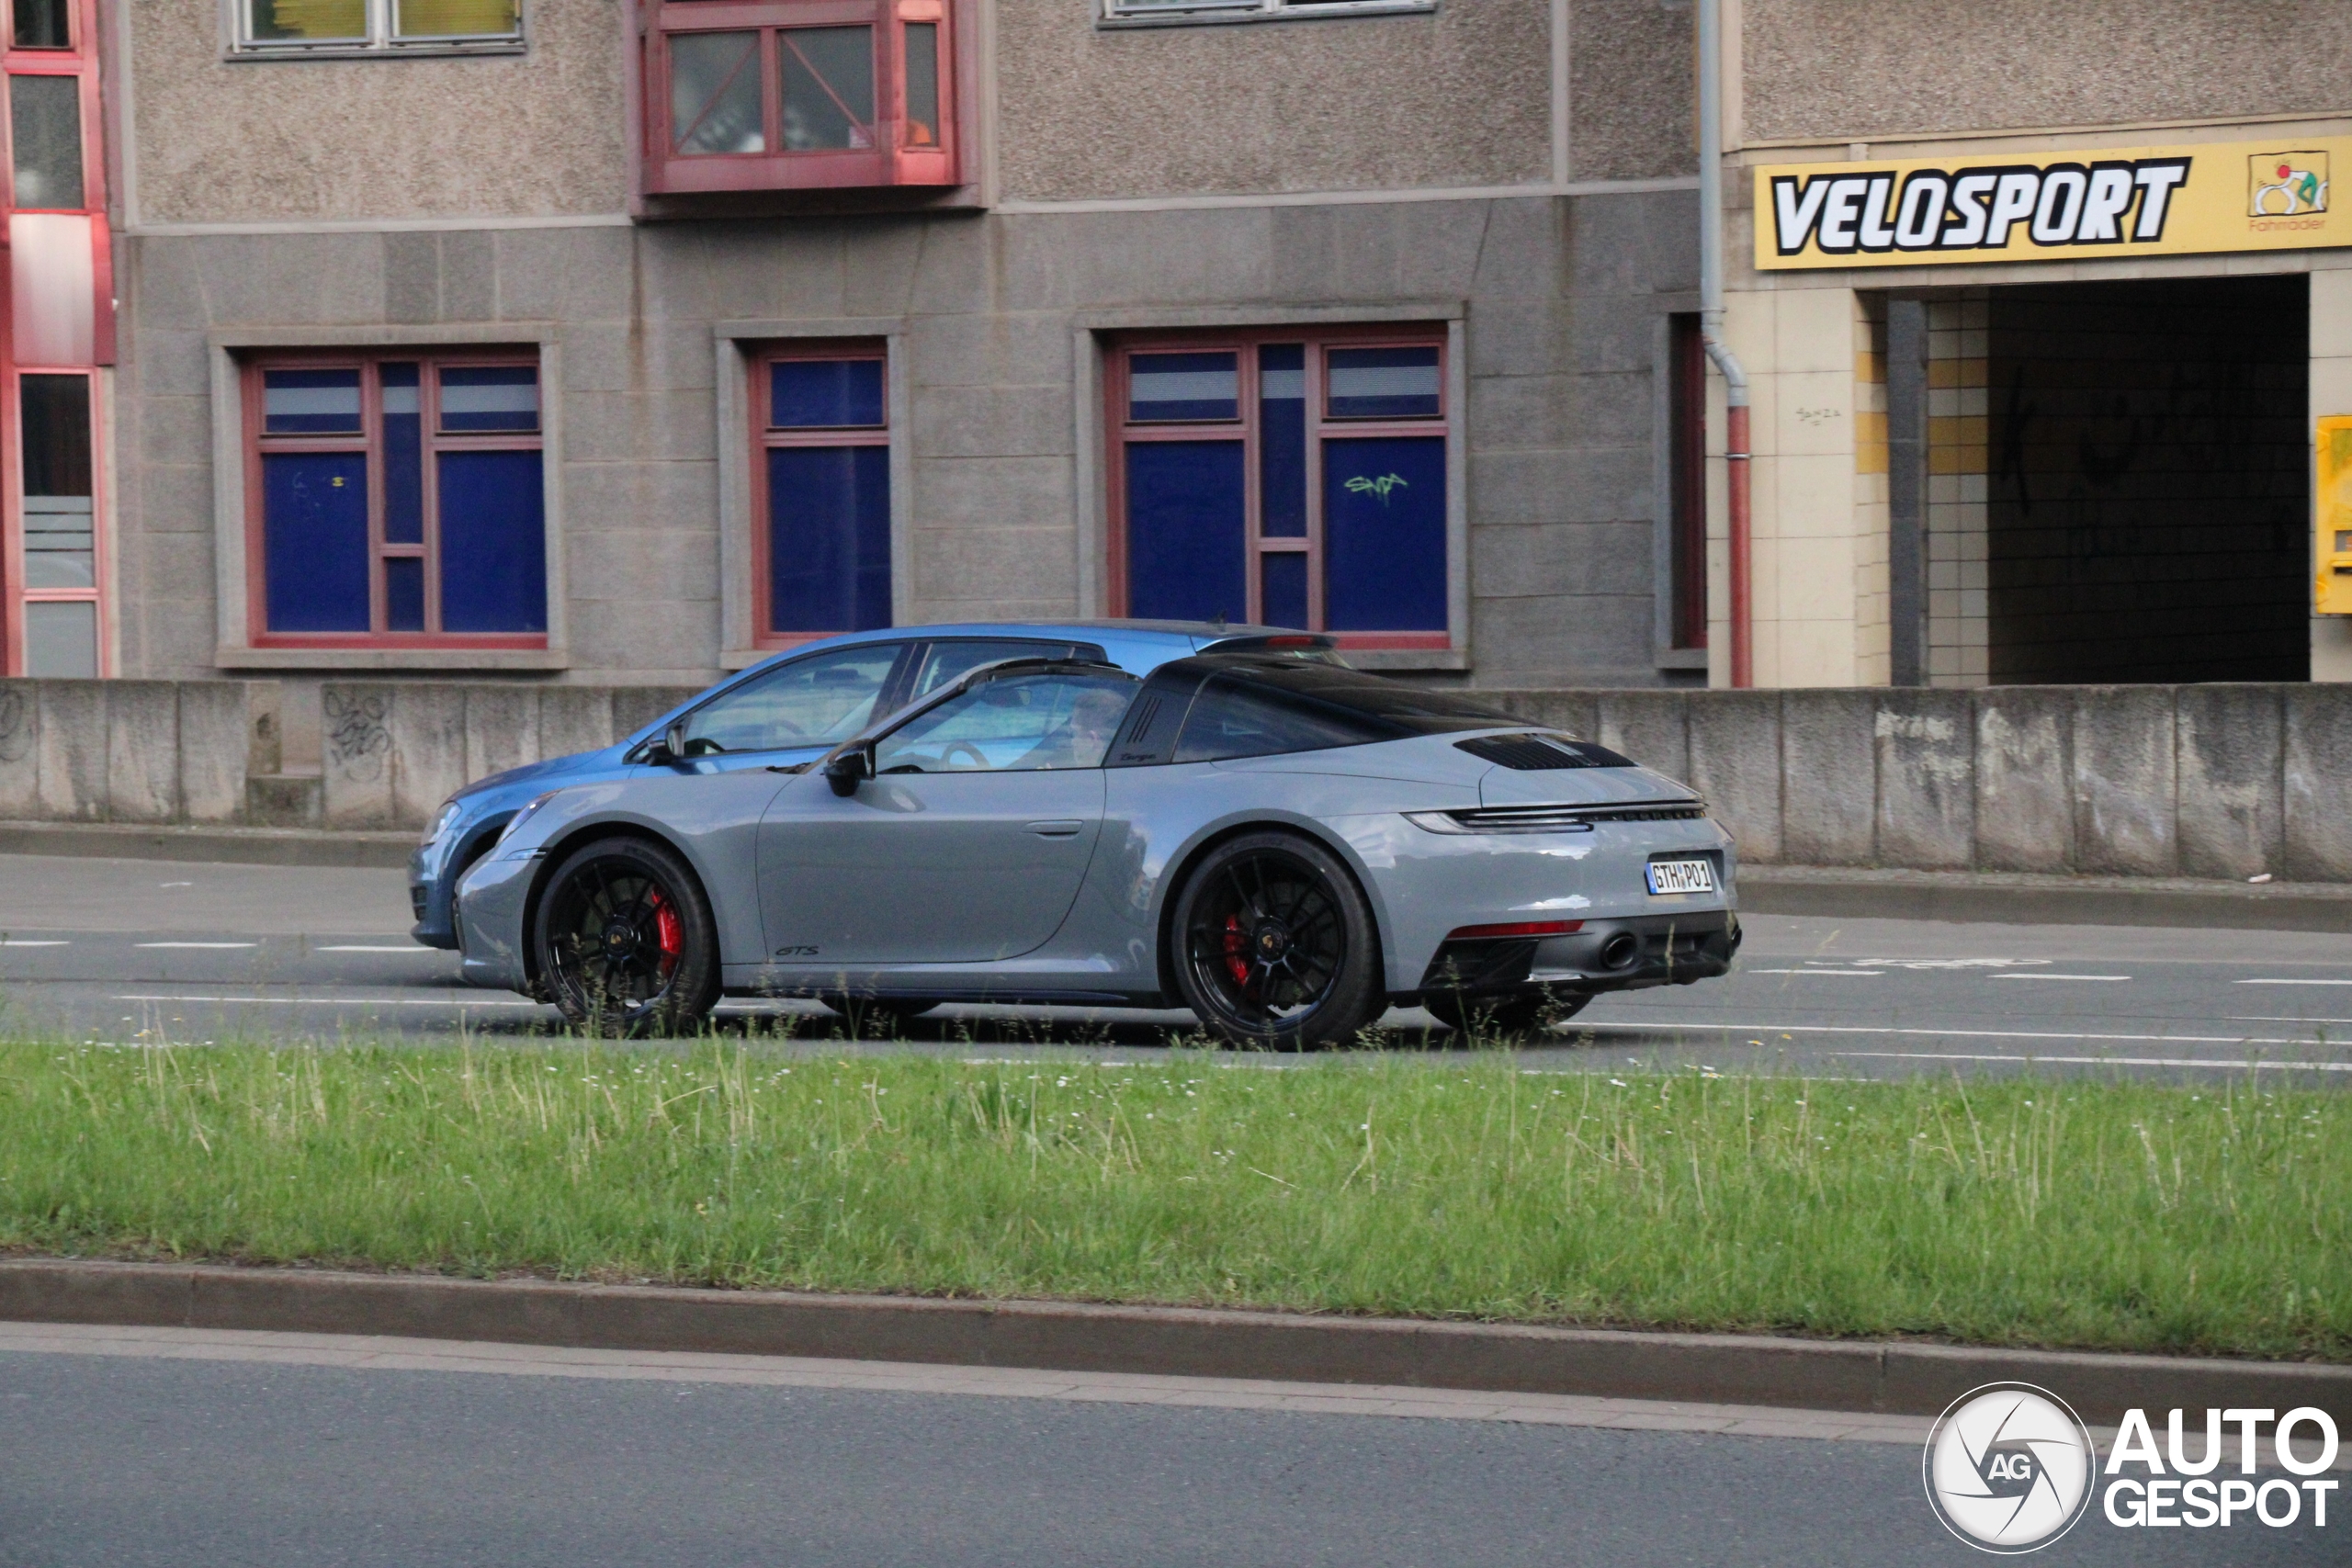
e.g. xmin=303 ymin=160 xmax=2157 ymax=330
xmin=421 ymin=800 xmax=462 ymax=849
xmin=498 ymin=791 xmax=560 ymax=846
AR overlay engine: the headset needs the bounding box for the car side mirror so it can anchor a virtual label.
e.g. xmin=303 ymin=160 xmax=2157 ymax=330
xmin=823 ymin=744 xmax=874 ymax=796
xmin=641 ymin=718 xmax=690 ymax=767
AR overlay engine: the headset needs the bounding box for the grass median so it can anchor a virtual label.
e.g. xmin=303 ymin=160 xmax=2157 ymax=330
xmin=0 ymin=1039 xmax=2345 ymax=1359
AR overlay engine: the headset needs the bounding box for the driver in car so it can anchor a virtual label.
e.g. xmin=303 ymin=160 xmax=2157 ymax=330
xmin=1014 ymin=686 xmax=1131 ymax=771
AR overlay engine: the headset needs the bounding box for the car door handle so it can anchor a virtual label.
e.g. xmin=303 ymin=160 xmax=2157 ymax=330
xmin=1026 ymin=820 xmax=1084 ymax=838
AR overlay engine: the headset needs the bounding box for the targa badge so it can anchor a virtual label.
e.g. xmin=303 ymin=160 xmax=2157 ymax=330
xmin=1923 ymin=1382 xmax=2097 ymax=1552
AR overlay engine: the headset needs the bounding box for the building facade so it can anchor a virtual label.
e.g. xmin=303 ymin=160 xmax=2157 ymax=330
xmin=10 ymin=0 xmax=1716 ymax=709
xmin=1712 ymin=0 xmax=2352 ymax=688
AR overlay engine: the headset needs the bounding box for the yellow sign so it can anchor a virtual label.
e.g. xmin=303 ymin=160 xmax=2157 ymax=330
xmin=2320 ymin=418 xmax=2352 ymax=616
xmin=1755 ymin=137 xmax=2345 ymax=270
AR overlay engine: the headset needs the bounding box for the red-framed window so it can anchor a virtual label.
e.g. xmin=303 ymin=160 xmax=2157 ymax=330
xmin=1107 ymin=328 xmax=1451 ymax=649
xmin=2 ymin=0 xmax=111 ymax=677
xmin=642 ymin=0 xmax=957 ymax=197
xmin=243 ymin=353 xmax=548 ymax=648
xmin=754 ymin=343 xmax=891 ymax=647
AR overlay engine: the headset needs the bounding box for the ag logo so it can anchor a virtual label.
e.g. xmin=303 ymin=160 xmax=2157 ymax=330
xmin=1924 ymin=1383 xmax=2097 ymax=1552
xmin=2251 ymin=152 xmax=2328 ymax=216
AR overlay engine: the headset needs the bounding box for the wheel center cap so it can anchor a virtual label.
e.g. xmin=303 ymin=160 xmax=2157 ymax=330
xmin=1254 ymin=922 xmax=1289 ymax=961
xmin=602 ymin=919 xmax=638 ymax=955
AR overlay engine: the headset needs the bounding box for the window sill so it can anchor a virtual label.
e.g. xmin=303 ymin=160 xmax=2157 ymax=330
xmin=218 ymin=646 xmax=569 ymax=672
xmin=1656 ymin=648 xmax=1710 ymax=672
xmin=224 ymin=39 xmax=526 ymax=62
xmin=1098 ymin=2 xmax=1433 ymax=28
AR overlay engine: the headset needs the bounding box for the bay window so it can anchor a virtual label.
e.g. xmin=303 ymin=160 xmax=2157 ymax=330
xmin=643 ymin=0 xmax=956 ymax=197
xmin=1109 ymin=330 xmax=1453 ymax=649
xmin=244 ymin=354 xmax=547 ymax=647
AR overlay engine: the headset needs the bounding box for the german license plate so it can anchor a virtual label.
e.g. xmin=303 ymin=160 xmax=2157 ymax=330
xmin=1646 ymin=858 xmax=1716 ymax=895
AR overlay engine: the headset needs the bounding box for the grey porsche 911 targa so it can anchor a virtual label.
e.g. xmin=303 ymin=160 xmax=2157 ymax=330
xmin=453 ymin=653 xmax=1740 ymax=1047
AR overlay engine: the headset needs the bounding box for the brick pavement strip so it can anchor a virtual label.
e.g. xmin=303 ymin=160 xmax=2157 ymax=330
xmin=1 ymin=1258 xmax=2345 ymax=1429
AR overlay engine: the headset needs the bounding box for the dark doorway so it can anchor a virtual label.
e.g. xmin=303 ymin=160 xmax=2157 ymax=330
xmin=1987 ymin=275 xmax=2308 ymax=683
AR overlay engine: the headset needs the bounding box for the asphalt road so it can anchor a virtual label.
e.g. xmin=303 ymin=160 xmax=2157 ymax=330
xmin=1 ymin=1333 xmax=2335 ymax=1568
xmin=4 ymin=852 xmax=2350 ymax=1084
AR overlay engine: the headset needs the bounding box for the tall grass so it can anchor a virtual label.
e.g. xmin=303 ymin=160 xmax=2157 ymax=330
xmin=0 ymin=1040 xmax=2344 ymax=1358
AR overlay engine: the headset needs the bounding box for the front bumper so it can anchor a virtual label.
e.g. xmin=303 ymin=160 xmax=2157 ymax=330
xmin=1415 ymin=909 xmax=1740 ymax=998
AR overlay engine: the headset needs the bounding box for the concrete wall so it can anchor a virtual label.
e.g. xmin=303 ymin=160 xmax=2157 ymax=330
xmin=1741 ymin=0 xmax=2352 ymax=143
xmin=1484 ymin=682 xmax=2352 ymax=881
xmin=1567 ymin=0 xmax=1695 ymax=183
xmin=998 ymin=0 xmax=1553 ymax=202
xmin=11 ymin=678 xmax=2352 ymax=883
xmin=116 ymin=190 xmax=1700 ymax=689
xmin=126 ymin=0 xmax=628 ymax=225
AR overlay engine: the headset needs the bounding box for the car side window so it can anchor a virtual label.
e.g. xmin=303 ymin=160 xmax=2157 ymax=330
xmin=906 ymin=639 xmax=1082 ymax=699
xmin=873 ymin=672 xmax=1138 ymax=773
xmin=678 ymin=644 xmax=905 ymax=755
xmin=1172 ymin=674 xmax=1391 ymax=762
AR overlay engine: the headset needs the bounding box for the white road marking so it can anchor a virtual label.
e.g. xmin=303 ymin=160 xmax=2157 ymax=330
xmin=2231 ymin=1016 xmax=2352 ymax=1025
xmin=1584 ymin=1020 xmax=2349 ymax=1050
xmin=314 ymin=945 xmax=431 ymax=953
xmin=134 ymin=942 xmax=256 ymax=950
xmin=1825 ymin=1050 xmax=2352 ymax=1074
xmin=111 ymin=993 xmax=540 ymax=1009
xmin=0 ymin=939 xmax=69 ymax=946
xmin=1988 ymin=973 xmax=2132 ymax=982
xmin=2236 ymin=977 xmax=2352 ymax=986
xmin=1742 ymin=969 xmax=1881 ymax=976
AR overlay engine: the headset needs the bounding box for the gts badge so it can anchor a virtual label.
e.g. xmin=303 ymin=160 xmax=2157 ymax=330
xmin=774 ymin=944 xmax=820 ymax=957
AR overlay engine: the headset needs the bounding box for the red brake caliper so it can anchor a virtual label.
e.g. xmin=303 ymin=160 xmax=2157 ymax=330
xmin=1221 ymin=913 xmax=1251 ymax=990
xmin=650 ymin=890 xmax=684 ymax=973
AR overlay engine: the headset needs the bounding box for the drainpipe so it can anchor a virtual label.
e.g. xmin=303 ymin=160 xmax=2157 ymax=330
xmin=1697 ymin=0 xmax=1752 ymax=687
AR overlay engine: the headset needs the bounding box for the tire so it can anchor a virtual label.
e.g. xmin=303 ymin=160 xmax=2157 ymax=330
xmin=534 ymin=836 xmax=721 ymax=1037
xmin=1423 ymin=988 xmax=1590 ymax=1038
xmin=1170 ymin=830 xmax=1385 ymax=1050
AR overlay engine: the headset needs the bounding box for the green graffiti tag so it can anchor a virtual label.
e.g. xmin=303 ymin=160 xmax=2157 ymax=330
xmin=1344 ymin=472 xmax=1409 ymax=504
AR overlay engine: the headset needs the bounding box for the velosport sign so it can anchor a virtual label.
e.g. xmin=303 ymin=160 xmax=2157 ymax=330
xmin=1754 ymin=136 xmax=2346 ymax=270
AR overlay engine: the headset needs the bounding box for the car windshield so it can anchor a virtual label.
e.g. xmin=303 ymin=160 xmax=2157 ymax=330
xmin=874 ymin=671 xmax=1139 ymax=773
xmin=677 ymin=643 xmax=901 ymax=755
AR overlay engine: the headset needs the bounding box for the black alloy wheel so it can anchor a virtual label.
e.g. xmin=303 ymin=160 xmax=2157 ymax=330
xmin=1170 ymin=831 xmax=1384 ymax=1051
xmin=535 ymin=837 xmax=720 ymax=1036
xmin=1423 ymin=988 xmax=1591 ymax=1038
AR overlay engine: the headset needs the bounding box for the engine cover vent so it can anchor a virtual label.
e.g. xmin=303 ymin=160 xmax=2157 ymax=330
xmin=1454 ymin=732 xmax=1637 ymax=771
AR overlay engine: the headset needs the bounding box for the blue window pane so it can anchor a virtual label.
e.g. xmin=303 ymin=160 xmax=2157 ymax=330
xmin=385 ymin=556 xmax=425 ymax=632
xmin=437 ymin=449 xmax=547 ymax=632
xmin=439 ymin=366 xmax=538 ymax=433
xmin=263 ymin=368 xmax=361 ymax=434
xmin=1128 ymin=351 xmax=1238 ymax=423
xmin=1125 ymin=440 xmax=1245 ymax=624
xmin=768 ymin=445 xmax=890 ymax=633
xmin=380 ymin=362 xmax=423 ymax=545
xmin=262 ymin=451 xmax=370 ymax=631
xmin=1324 ymin=435 xmax=1446 ymax=632
xmin=1259 ymin=344 xmax=1306 ymax=538
xmin=1328 ymin=345 xmax=1441 ymax=420
xmin=770 ymin=358 xmax=885 ymax=428
xmin=1261 ymin=550 xmax=1308 ymax=630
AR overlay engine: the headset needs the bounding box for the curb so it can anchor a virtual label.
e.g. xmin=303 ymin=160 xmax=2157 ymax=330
xmin=0 ymin=821 xmax=414 ymax=869
xmin=1742 ymin=864 xmax=2352 ymax=932
xmin=3 ymin=1259 xmax=2344 ymax=1427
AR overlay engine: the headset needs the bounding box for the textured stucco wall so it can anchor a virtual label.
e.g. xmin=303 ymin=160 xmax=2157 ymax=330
xmin=994 ymin=0 xmax=1552 ymax=202
xmin=1567 ymin=0 xmax=1693 ymax=182
xmin=112 ymin=191 xmax=1697 ymax=688
xmin=1744 ymin=0 xmax=2352 ymax=143
xmin=129 ymin=0 xmax=628 ymax=224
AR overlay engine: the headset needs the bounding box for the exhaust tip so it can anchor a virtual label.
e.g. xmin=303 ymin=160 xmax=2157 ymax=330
xmin=1600 ymin=931 xmax=1642 ymax=970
